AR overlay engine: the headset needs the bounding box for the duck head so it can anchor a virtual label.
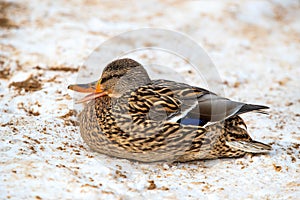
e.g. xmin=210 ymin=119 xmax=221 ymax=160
xmin=68 ymin=58 xmax=151 ymax=103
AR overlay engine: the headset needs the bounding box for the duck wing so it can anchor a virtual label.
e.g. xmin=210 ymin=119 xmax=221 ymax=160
xmin=124 ymin=79 xmax=268 ymax=126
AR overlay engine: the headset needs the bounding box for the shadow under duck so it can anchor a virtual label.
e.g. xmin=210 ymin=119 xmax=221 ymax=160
xmin=68 ymin=58 xmax=272 ymax=162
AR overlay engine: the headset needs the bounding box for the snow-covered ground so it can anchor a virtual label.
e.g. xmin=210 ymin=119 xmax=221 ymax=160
xmin=0 ymin=0 xmax=299 ymax=199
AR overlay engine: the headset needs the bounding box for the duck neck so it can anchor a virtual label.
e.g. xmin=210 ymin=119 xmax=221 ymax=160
xmin=111 ymin=66 xmax=151 ymax=98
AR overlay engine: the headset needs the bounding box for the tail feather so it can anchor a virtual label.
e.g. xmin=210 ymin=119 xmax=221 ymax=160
xmin=237 ymin=104 xmax=269 ymax=115
xmin=226 ymin=140 xmax=272 ymax=153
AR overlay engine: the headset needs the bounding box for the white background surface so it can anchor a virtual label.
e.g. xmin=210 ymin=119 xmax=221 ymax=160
xmin=1 ymin=0 xmax=299 ymax=199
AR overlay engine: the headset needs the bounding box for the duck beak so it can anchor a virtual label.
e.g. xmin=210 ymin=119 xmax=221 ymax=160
xmin=68 ymin=80 xmax=108 ymax=103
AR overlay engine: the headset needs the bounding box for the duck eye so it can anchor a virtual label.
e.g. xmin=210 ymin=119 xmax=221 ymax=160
xmin=101 ymin=74 xmax=123 ymax=84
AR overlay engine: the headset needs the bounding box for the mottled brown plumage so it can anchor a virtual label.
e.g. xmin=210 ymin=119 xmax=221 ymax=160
xmin=69 ymin=58 xmax=272 ymax=162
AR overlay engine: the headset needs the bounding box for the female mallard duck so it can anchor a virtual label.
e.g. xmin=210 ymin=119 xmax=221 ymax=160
xmin=68 ymin=58 xmax=272 ymax=162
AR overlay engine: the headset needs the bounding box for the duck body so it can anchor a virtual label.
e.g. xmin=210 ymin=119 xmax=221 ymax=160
xmin=70 ymin=58 xmax=272 ymax=162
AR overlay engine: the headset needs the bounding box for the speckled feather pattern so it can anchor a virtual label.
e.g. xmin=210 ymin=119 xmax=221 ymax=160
xmin=79 ymin=90 xmax=271 ymax=162
xmin=75 ymin=58 xmax=272 ymax=162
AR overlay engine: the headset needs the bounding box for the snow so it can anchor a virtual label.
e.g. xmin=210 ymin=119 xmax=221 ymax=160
xmin=0 ymin=0 xmax=299 ymax=199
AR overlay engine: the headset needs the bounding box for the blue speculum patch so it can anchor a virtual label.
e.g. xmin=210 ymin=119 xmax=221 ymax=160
xmin=177 ymin=118 xmax=208 ymax=126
